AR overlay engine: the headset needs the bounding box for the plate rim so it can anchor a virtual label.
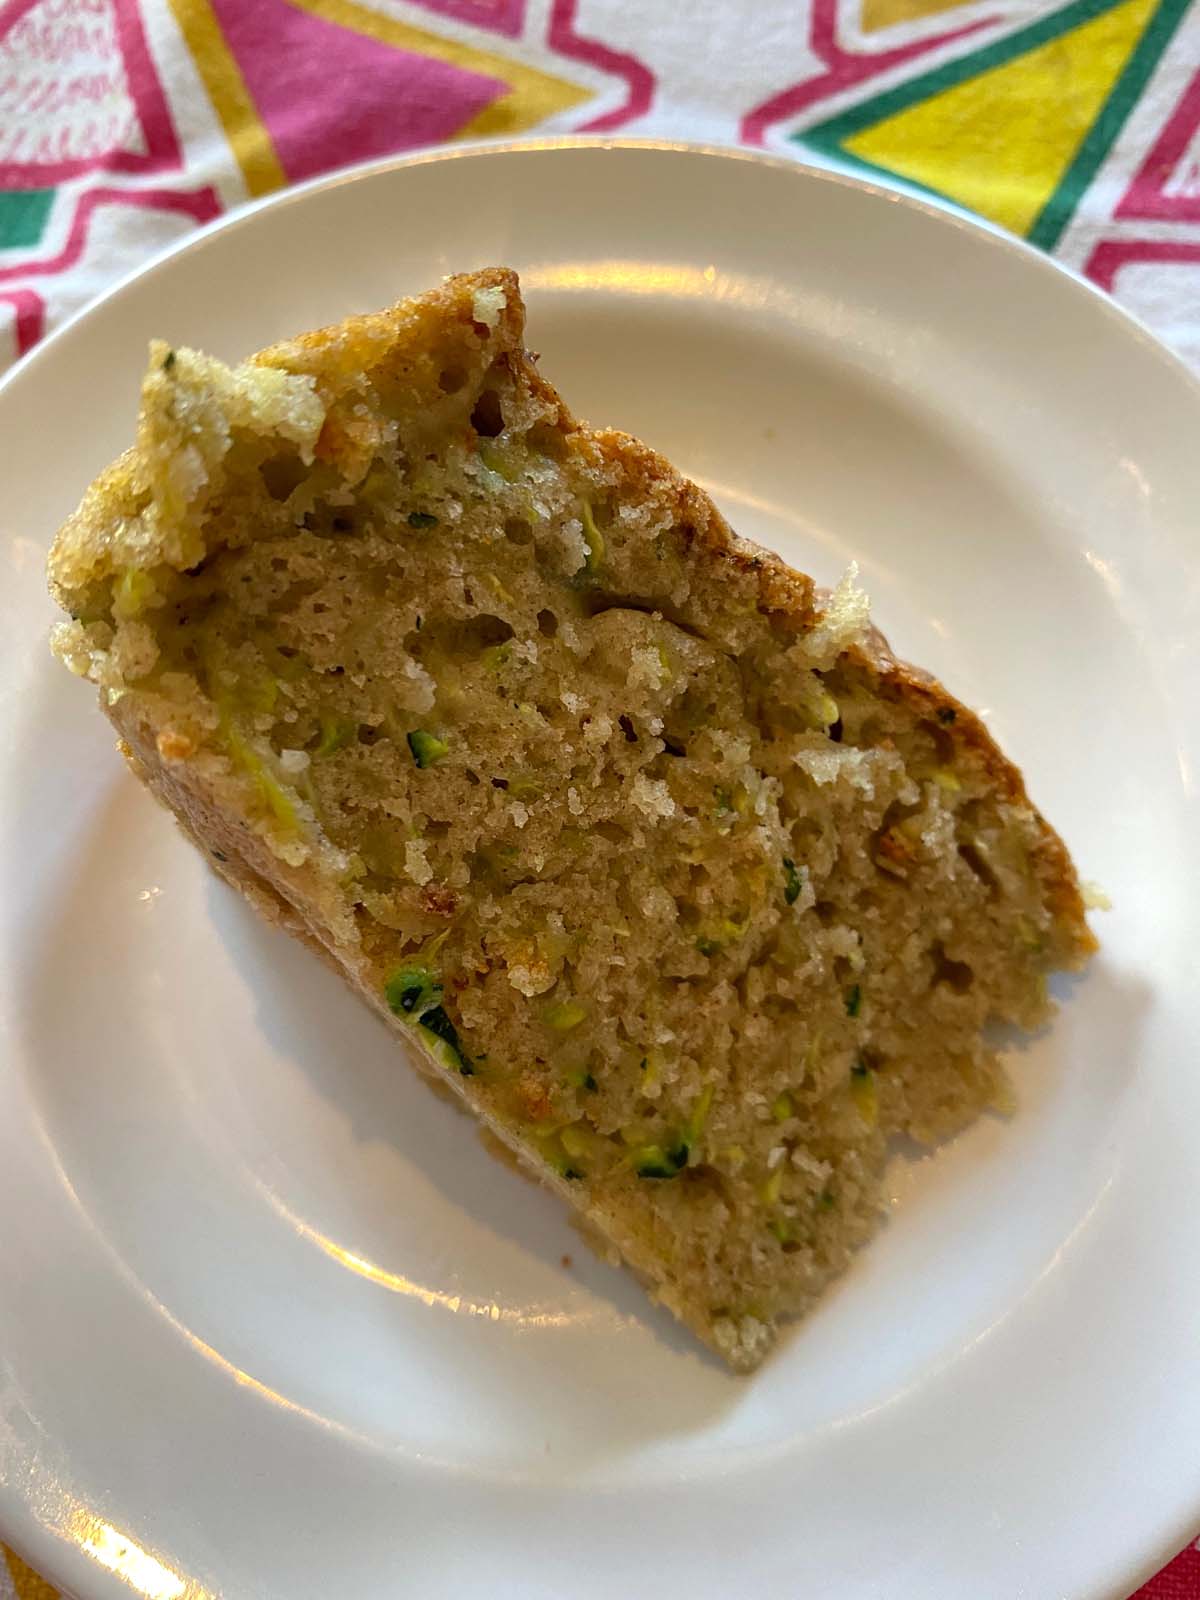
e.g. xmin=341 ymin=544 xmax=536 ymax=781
xmin=2 ymin=136 xmax=1198 ymax=1600
xmin=4 ymin=134 xmax=1200 ymax=407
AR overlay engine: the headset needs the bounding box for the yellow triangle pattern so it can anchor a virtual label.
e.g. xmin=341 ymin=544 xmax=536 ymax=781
xmin=861 ymin=0 xmax=972 ymax=35
xmin=845 ymin=0 xmax=1156 ymax=235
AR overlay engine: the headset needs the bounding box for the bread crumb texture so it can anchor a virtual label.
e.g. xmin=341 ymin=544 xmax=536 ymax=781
xmin=47 ymin=269 xmax=1097 ymax=1371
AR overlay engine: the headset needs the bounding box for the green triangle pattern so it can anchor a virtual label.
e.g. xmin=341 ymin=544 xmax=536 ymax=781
xmin=794 ymin=0 xmax=1189 ymax=250
xmin=0 ymin=190 xmax=55 ymax=251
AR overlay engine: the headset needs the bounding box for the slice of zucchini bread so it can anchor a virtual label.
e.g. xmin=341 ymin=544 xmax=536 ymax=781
xmin=48 ymin=269 xmax=1096 ymax=1371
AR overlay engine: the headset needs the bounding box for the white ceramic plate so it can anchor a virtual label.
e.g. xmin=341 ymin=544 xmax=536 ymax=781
xmin=1 ymin=140 xmax=1198 ymax=1600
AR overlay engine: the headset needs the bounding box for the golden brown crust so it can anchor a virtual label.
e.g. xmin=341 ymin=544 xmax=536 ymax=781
xmin=546 ymin=371 xmax=1093 ymax=973
xmin=836 ymin=636 xmax=1095 ymax=967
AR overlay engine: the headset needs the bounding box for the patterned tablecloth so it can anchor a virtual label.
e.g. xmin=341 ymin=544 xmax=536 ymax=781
xmin=2 ymin=1 xmax=1198 ymax=1595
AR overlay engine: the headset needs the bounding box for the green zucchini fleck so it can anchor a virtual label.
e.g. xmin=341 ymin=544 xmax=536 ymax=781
xmin=415 ymin=1004 xmax=473 ymax=1075
xmin=114 ymin=568 xmax=158 ymax=621
xmin=314 ymin=710 xmax=355 ymax=759
xmin=542 ymin=999 xmax=587 ymax=1031
xmin=783 ymin=857 xmax=802 ymax=906
xmin=633 ymin=1141 xmax=690 ymax=1179
xmin=384 ymin=964 xmax=442 ymax=1017
xmin=850 ymin=1058 xmax=877 ymax=1125
xmin=407 ymin=729 xmax=449 ymax=768
xmin=685 ymin=1084 xmax=715 ymax=1149
xmin=408 ymin=511 xmax=438 ymax=529
xmin=580 ymin=500 xmax=605 ymax=572
xmin=480 ymin=641 xmax=512 ymax=672
xmin=845 ymin=983 xmax=862 ymax=1018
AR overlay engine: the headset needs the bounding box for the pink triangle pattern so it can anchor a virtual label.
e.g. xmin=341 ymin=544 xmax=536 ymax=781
xmin=0 ymin=285 xmax=43 ymax=358
xmin=547 ymin=0 xmax=654 ymax=131
xmin=1115 ymin=68 xmax=1200 ymax=222
xmin=0 ymin=0 xmax=183 ymax=186
xmin=407 ymin=0 xmax=527 ymax=39
xmin=1086 ymin=235 xmax=1200 ymax=290
xmin=206 ymin=0 xmax=508 ymax=183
